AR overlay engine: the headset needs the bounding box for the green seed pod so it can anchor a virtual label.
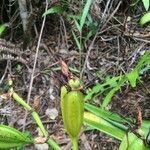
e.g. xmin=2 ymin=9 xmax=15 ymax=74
xmin=61 ymin=87 xmax=84 ymax=139
xmin=0 ymin=125 xmax=34 ymax=149
xmin=68 ymin=78 xmax=81 ymax=90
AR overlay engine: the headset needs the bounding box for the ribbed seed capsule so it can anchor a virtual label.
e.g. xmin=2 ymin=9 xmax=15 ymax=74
xmin=61 ymin=88 xmax=84 ymax=139
xmin=0 ymin=125 xmax=33 ymax=149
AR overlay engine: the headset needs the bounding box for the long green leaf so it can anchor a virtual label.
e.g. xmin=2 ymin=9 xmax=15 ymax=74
xmin=0 ymin=24 xmax=6 ymax=36
xmin=119 ymin=132 xmax=150 ymax=150
xmin=85 ymin=76 xmax=121 ymax=100
xmin=85 ymin=103 xmax=131 ymax=126
xmin=86 ymin=51 xmax=150 ymax=107
xmin=43 ymin=6 xmax=65 ymax=16
xmin=74 ymin=19 xmax=81 ymax=33
xmin=72 ymin=31 xmax=81 ymax=50
xmin=85 ymin=103 xmax=150 ymax=139
xmin=140 ymin=12 xmax=150 ymax=26
xmin=142 ymin=0 xmax=150 ymax=11
xmin=84 ymin=112 xmax=125 ymax=140
xmin=80 ymin=0 xmax=93 ymax=30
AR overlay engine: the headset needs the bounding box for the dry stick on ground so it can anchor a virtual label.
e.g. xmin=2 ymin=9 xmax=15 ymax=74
xmin=0 ymin=60 xmax=9 ymax=85
xmin=22 ymin=0 xmax=49 ymax=131
xmin=128 ymin=43 xmax=146 ymax=68
xmin=101 ymin=0 xmax=112 ymax=23
xmin=80 ymin=133 xmax=92 ymax=150
xmin=60 ymin=16 xmax=68 ymax=49
xmin=80 ymin=30 xmax=98 ymax=79
xmin=100 ymin=1 xmax=122 ymax=32
xmin=133 ymin=37 xmax=150 ymax=43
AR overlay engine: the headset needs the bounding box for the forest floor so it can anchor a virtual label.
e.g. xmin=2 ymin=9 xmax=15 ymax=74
xmin=0 ymin=1 xmax=150 ymax=150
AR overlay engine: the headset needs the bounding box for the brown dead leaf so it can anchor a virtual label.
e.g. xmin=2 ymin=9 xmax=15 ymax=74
xmin=33 ymin=96 xmax=41 ymax=111
xmin=60 ymin=60 xmax=69 ymax=77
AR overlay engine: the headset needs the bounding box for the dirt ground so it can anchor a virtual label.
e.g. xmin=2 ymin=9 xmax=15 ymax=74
xmin=0 ymin=0 xmax=150 ymax=150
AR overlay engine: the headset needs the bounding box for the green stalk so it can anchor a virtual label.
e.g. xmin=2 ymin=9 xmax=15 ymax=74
xmin=47 ymin=139 xmax=61 ymax=150
xmin=7 ymin=78 xmax=61 ymax=149
xmin=72 ymin=137 xmax=78 ymax=150
xmin=12 ymin=92 xmax=61 ymax=150
xmin=79 ymin=31 xmax=82 ymax=72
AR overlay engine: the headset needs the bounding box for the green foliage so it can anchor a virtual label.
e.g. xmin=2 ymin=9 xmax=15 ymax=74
xmin=127 ymin=69 xmax=139 ymax=87
xmin=80 ymin=0 xmax=93 ymax=30
xmin=70 ymin=0 xmax=93 ymax=70
xmin=131 ymin=0 xmax=150 ymax=26
xmin=140 ymin=12 xmax=150 ymax=26
xmin=84 ymin=103 xmax=150 ymax=149
xmin=85 ymin=75 xmax=122 ymax=108
xmin=43 ymin=5 xmax=66 ymax=16
xmin=0 ymin=125 xmax=34 ymax=149
xmin=142 ymin=0 xmax=150 ymax=11
xmin=84 ymin=103 xmax=130 ymax=130
xmin=131 ymin=0 xmax=150 ymax=11
xmin=0 ymin=79 xmax=61 ymax=150
xmin=0 ymin=24 xmax=6 ymax=36
xmin=127 ymin=51 xmax=150 ymax=86
xmin=85 ymin=51 xmax=150 ymax=108
xmin=42 ymin=0 xmax=97 ymax=72
xmin=61 ymin=79 xmax=85 ymax=150
xmin=119 ymin=132 xmax=150 ymax=150
xmin=84 ymin=111 xmax=125 ymax=140
xmin=72 ymin=30 xmax=81 ymax=50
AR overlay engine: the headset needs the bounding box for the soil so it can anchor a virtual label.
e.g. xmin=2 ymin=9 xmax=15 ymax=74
xmin=0 ymin=1 xmax=150 ymax=150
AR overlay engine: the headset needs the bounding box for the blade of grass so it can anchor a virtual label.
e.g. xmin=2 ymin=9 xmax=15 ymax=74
xmin=72 ymin=31 xmax=81 ymax=50
xmin=74 ymin=19 xmax=81 ymax=33
xmin=0 ymin=24 xmax=6 ymax=36
xmin=142 ymin=0 xmax=150 ymax=11
xmin=80 ymin=0 xmax=93 ymax=29
xmin=43 ymin=5 xmax=65 ymax=16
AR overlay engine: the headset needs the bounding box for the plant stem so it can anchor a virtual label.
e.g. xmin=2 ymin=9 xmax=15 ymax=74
xmin=7 ymin=76 xmax=61 ymax=149
xmin=79 ymin=31 xmax=82 ymax=72
xmin=12 ymin=92 xmax=61 ymax=150
xmin=72 ymin=137 xmax=78 ymax=150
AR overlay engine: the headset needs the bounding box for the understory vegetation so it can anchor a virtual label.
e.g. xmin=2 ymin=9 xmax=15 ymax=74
xmin=0 ymin=0 xmax=150 ymax=150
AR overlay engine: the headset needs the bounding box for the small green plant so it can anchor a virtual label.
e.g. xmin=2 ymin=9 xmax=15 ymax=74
xmin=70 ymin=0 xmax=95 ymax=70
xmin=43 ymin=0 xmax=96 ymax=71
xmin=83 ymin=51 xmax=150 ymax=149
xmin=0 ymin=78 xmax=61 ymax=150
xmin=0 ymin=125 xmax=33 ymax=149
xmin=85 ymin=51 xmax=150 ymax=109
xmin=84 ymin=103 xmax=150 ymax=150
